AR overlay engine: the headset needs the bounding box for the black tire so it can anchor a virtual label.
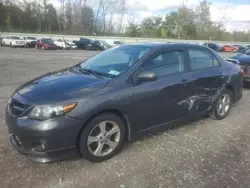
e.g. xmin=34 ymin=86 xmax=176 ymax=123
xmin=210 ymin=89 xmax=233 ymax=120
xmin=78 ymin=113 xmax=126 ymax=162
xmin=10 ymin=43 xmax=13 ymax=48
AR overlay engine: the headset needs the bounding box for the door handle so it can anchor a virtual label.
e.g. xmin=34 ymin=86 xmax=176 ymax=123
xmin=181 ymin=79 xmax=188 ymax=86
xmin=181 ymin=78 xmax=188 ymax=83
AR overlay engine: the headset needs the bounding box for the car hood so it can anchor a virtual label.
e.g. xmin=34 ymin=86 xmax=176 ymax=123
xmin=231 ymin=53 xmax=250 ymax=64
xmin=16 ymin=67 xmax=109 ymax=104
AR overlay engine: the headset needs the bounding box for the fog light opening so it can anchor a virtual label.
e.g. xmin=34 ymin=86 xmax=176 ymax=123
xmin=32 ymin=141 xmax=47 ymax=152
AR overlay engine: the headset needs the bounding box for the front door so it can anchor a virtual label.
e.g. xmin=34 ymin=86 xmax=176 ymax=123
xmin=132 ymin=48 xmax=193 ymax=132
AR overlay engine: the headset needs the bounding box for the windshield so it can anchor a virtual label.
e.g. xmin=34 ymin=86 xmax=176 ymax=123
xmin=27 ymin=37 xmax=36 ymax=40
xmin=10 ymin=36 xmax=21 ymax=39
xmin=41 ymin=39 xmax=54 ymax=44
xmin=79 ymin=45 xmax=151 ymax=78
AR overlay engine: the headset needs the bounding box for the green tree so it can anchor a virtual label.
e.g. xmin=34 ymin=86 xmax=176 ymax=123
xmin=161 ymin=28 xmax=167 ymax=38
xmin=47 ymin=4 xmax=58 ymax=32
xmin=195 ymin=0 xmax=212 ymax=39
xmin=5 ymin=12 xmax=11 ymax=31
xmin=140 ymin=16 xmax=162 ymax=37
xmin=126 ymin=22 xmax=140 ymax=37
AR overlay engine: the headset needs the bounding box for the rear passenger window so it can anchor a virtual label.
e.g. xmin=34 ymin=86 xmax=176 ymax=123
xmin=188 ymin=49 xmax=219 ymax=70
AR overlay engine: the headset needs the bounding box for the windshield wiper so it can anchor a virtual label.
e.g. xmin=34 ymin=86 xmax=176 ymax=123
xmin=78 ymin=67 xmax=103 ymax=79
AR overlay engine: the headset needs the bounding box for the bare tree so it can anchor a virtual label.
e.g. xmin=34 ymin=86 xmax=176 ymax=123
xmin=117 ymin=0 xmax=127 ymax=33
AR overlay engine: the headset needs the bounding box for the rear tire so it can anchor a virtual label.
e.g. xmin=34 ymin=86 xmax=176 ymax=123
xmin=210 ymin=89 xmax=233 ymax=120
xmin=78 ymin=113 xmax=126 ymax=162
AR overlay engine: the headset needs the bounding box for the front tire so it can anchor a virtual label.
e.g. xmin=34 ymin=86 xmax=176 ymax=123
xmin=79 ymin=113 xmax=126 ymax=162
xmin=211 ymin=89 xmax=233 ymax=120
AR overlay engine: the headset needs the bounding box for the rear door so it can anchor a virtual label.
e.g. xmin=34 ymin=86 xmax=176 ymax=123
xmin=187 ymin=47 xmax=222 ymax=113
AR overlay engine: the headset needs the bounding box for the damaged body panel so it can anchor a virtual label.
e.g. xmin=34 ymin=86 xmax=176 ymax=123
xmin=131 ymin=44 xmax=243 ymax=133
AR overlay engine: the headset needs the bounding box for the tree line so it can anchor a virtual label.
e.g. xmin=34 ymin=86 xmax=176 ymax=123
xmin=0 ymin=0 xmax=127 ymax=36
xmin=126 ymin=1 xmax=250 ymax=42
xmin=0 ymin=0 xmax=250 ymax=42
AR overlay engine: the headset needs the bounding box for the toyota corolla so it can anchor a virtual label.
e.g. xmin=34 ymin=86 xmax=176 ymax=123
xmin=5 ymin=43 xmax=243 ymax=163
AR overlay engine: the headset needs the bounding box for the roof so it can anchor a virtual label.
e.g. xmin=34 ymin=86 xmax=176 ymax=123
xmin=122 ymin=42 xmax=207 ymax=49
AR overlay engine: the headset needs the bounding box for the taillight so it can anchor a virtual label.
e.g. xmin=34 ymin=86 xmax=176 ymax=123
xmin=240 ymin=68 xmax=244 ymax=76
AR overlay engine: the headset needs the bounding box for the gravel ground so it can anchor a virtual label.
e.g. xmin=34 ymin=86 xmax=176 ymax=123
xmin=0 ymin=47 xmax=250 ymax=188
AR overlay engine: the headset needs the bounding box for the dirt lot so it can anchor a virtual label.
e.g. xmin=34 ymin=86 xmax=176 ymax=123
xmin=1 ymin=47 xmax=250 ymax=188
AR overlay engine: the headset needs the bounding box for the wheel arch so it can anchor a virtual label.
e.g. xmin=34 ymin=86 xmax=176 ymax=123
xmin=76 ymin=109 xmax=132 ymax=150
xmin=225 ymin=84 xmax=235 ymax=101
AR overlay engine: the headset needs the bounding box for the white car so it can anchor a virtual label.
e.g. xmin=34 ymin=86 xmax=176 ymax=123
xmin=22 ymin=36 xmax=37 ymax=47
xmin=2 ymin=36 xmax=25 ymax=47
xmin=65 ymin=40 xmax=77 ymax=49
xmin=54 ymin=39 xmax=76 ymax=49
xmin=104 ymin=39 xmax=124 ymax=47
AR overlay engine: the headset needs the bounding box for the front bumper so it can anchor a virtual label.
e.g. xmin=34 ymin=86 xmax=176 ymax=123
xmin=13 ymin=43 xmax=25 ymax=47
xmin=26 ymin=42 xmax=36 ymax=47
xmin=5 ymin=104 xmax=83 ymax=163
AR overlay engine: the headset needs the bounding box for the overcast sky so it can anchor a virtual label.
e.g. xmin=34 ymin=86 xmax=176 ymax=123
xmin=49 ymin=0 xmax=250 ymax=32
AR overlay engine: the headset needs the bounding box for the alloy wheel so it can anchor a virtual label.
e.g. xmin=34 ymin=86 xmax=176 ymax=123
xmin=216 ymin=93 xmax=231 ymax=117
xmin=87 ymin=121 xmax=120 ymax=157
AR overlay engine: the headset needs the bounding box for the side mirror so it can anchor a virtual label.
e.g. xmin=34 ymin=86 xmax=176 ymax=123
xmin=135 ymin=71 xmax=157 ymax=83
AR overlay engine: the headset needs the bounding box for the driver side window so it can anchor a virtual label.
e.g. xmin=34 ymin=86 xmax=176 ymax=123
xmin=141 ymin=50 xmax=185 ymax=77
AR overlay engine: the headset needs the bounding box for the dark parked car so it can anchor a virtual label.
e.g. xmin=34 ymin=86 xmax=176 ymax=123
xmin=231 ymin=48 xmax=250 ymax=82
xmin=75 ymin=38 xmax=93 ymax=50
xmin=5 ymin=43 xmax=243 ymax=163
xmin=233 ymin=44 xmax=247 ymax=52
xmin=203 ymin=43 xmax=223 ymax=52
xmin=23 ymin=36 xmax=37 ymax=48
xmin=92 ymin=40 xmax=112 ymax=50
xmin=35 ymin=38 xmax=57 ymax=50
xmin=238 ymin=47 xmax=249 ymax=54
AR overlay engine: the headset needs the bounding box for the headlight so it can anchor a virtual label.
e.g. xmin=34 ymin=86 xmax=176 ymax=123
xmin=28 ymin=103 xmax=76 ymax=120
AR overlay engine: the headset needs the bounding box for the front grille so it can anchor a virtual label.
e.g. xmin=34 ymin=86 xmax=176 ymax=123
xmin=9 ymin=98 xmax=30 ymax=117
